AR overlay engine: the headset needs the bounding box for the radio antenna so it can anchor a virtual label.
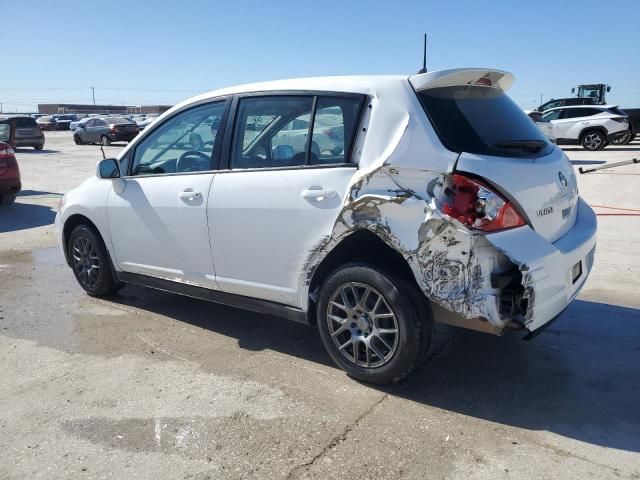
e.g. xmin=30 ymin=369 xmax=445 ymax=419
xmin=417 ymin=33 xmax=427 ymax=74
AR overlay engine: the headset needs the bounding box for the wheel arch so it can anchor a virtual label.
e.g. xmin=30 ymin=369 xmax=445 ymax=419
xmin=62 ymin=214 xmax=104 ymax=267
xmin=579 ymin=125 xmax=608 ymax=141
xmin=306 ymin=229 xmax=426 ymax=325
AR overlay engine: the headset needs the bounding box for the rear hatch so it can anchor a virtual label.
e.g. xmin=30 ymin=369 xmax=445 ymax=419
xmin=113 ymin=122 xmax=138 ymax=133
xmin=14 ymin=117 xmax=42 ymax=139
xmin=411 ymin=70 xmax=578 ymax=242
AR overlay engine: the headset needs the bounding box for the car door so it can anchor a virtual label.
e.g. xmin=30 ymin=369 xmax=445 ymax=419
xmin=558 ymin=108 xmax=589 ymax=140
xmin=83 ymin=119 xmax=98 ymax=142
xmin=106 ymin=99 xmax=230 ymax=287
xmin=544 ymin=109 xmax=567 ymax=139
xmin=208 ymin=94 xmax=364 ymax=306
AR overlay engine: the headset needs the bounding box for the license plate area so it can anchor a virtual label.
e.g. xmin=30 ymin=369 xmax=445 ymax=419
xmin=571 ymin=261 xmax=582 ymax=284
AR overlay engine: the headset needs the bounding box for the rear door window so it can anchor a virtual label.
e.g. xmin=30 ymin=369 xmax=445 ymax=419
xmin=416 ymin=86 xmax=552 ymax=158
xmin=561 ymin=109 xmax=589 ymax=119
xmin=230 ymin=95 xmax=363 ymax=169
xmin=309 ymin=98 xmax=361 ymax=165
xmin=543 ymin=110 xmax=562 ymax=121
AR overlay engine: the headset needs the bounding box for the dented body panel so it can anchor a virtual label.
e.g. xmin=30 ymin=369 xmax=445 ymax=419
xmin=57 ymin=68 xmax=597 ymax=337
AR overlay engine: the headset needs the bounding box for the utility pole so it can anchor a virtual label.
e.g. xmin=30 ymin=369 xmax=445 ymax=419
xmin=91 ymin=87 xmax=96 ymax=106
xmin=539 ymin=93 xmax=543 ymax=106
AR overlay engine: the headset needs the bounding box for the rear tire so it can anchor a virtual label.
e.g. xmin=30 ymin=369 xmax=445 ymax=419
xmin=0 ymin=194 xmax=17 ymax=206
xmin=581 ymin=130 xmax=606 ymax=151
xmin=611 ymin=130 xmax=632 ymax=146
xmin=34 ymin=144 xmax=43 ymax=150
xmin=68 ymin=225 xmax=122 ymax=297
xmin=316 ymin=264 xmax=432 ymax=384
xmin=101 ymin=135 xmax=111 ymax=146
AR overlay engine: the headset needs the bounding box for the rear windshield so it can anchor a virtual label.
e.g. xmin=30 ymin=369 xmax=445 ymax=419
xmin=607 ymin=107 xmax=627 ymax=116
xmin=16 ymin=117 xmax=37 ymax=127
xmin=107 ymin=118 xmax=132 ymax=124
xmin=416 ymin=86 xmax=553 ymax=158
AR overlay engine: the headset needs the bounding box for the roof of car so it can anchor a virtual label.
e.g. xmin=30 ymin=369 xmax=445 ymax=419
xmin=544 ymin=104 xmax=619 ymax=112
xmin=171 ymin=69 xmax=515 ymax=112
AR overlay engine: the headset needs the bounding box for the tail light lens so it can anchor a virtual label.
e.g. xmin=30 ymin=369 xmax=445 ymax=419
xmin=110 ymin=125 xmax=116 ymax=133
xmin=612 ymin=117 xmax=628 ymax=124
xmin=0 ymin=146 xmax=15 ymax=159
xmin=441 ymin=174 xmax=526 ymax=232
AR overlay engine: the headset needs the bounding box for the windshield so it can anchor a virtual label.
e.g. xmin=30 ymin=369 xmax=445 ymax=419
xmin=416 ymin=86 xmax=553 ymax=158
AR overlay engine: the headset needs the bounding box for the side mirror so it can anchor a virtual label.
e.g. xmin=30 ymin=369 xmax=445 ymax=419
xmin=571 ymin=88 xmax=575 ymax=94
xmin=606 ymin=86 xmax=611 ymax=93
xmin=97 ymin=158 xmax=120 ymax=179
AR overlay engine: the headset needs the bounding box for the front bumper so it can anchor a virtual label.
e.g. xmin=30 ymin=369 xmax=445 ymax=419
xmin=54 ymin=211 xmax=66 ymax=261
xmin=487 ymin=197 xmax=597 ymax=333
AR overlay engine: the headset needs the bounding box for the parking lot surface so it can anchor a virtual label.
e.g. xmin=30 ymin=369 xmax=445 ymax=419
xmin=1 ymin=132 xmax=639 ymax=479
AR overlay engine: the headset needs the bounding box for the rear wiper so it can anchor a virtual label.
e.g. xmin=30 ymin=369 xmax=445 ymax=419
xmin=494 ymin=140 xmax=547 ymax=152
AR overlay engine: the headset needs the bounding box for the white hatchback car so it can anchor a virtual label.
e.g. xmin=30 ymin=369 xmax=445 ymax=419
xmin=56 ymin=69 xmax=597 ymax=384
xmin=542 ymin=105 xmax=629 ymax=150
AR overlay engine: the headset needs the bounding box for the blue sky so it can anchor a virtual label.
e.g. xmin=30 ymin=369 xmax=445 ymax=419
xmin=2 ymin=0 xmax=639 ymax=112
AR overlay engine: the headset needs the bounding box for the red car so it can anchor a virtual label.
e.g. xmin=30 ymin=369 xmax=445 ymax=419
xmin=0 ymin=142 xmax=20 ymax=205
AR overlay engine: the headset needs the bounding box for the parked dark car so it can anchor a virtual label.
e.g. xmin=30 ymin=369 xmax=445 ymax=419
xmin=620 ymin=108 xmax=640 ymax=141
xmin=536 ymin=97 xmax=595 ymax=112
xmin=54 ymin=114 xmax=78 ymax=131
xmin=0 ymin=116 xmax=45 ymax=150
xmin=73 ymin=117 xmax=139 ymax=145
xmin=0 ymin=141 xmax=21 ymax=205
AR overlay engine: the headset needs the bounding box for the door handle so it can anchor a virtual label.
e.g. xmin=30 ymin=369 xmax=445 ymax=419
xmin=301 ymin=188 xmax=337 ymax=200
xmin=178 ymin=189 xmax=202 ymax=201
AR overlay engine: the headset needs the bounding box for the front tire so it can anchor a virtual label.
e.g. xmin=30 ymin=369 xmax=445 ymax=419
xmin=68 ymin=225 xmax=122 ymax=297
xmin=74 ymin=134 xmax=84 ymax=145
xmin=581 ymin=130 xmax=606 ymax=151
xmin=317 ymin=264 xmax=431 ymax=384
xmin=34 ymin=144 xmax=43 ymax=150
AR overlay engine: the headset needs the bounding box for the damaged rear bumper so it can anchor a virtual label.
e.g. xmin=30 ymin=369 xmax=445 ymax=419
xmin=486 ymin=197 xmax=597 ymax=334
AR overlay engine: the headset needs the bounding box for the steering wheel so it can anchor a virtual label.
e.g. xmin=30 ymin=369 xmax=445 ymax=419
xmin=176 ymin=150 xmax=210 ymax=172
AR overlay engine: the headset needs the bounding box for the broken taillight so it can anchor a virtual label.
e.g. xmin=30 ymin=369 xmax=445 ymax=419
xmin=474 ymin=77 xmax=492 ymax=87
xmin=441 ymin=174 xmax=526 ymax=232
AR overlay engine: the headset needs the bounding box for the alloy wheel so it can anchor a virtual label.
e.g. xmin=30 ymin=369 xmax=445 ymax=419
xmin=327 ymin=282 xmax=399 ymax=368
xmin=71 ymin=236 xmax=101 ymax=289
xmin=583 ymin=132 xmax=603 ymax=150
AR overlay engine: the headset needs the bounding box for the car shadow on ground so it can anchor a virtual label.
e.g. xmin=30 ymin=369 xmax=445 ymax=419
xmin=563 ymin=147 xmax=640 ymax=152
xmin=18 ymin=190 xmax=63 ymax=198
xmin=570 ymin=160 xmax=606 ymax=165
xmin=111 ymin=288 xmax=640 ymax=452
xmin=0 ymin=200 xmax=56 ymax=233
xmin=14 ymin=148 xmax=60 ymax=154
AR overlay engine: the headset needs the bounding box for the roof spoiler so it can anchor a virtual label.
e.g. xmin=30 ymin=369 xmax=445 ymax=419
xmin=409 ymin=68 xmax=515 ymax=92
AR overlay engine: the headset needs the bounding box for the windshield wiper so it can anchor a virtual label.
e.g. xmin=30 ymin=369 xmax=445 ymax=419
xmin=494 ymin=140 xmax=547 ymax=153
